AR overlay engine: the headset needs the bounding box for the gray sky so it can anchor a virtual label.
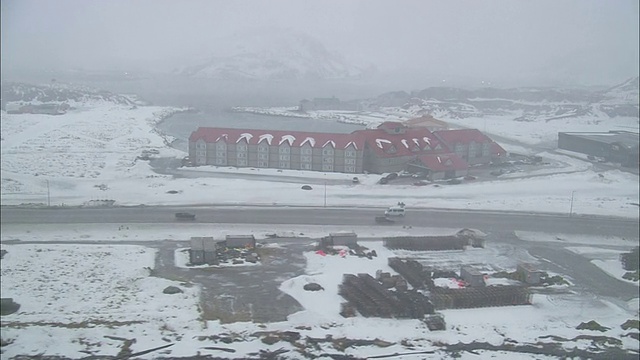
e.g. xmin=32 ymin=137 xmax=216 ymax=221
xmin=1 ymin=0 xmax=638 ymax=86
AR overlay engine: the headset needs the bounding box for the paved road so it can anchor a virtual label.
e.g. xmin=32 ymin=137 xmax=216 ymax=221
xmin=2 ymin=206 xmax=638 ymax=239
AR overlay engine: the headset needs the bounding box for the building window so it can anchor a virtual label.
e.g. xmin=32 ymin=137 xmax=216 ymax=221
xmin=237 ymin=152 xmax=247 ymax=158
xmin=216 ymin=143 xmax=226 ymax=150
xmin=323 ymin=157 xmax=333 ymax=163
xmin=215 ymin=158 xmax=226 ymax=165
xmin=279 ymin=161 xmax=290 ymax=169
xmin=216 ymin=151 xmax=226 ymax=157
xmin=302 ymin=148 xmax=313 ymax=155
xmin=279 ymin=154 xmax=290 ymax=161
xmin=279 ymin=146 xmax=290 ymax=154
xmin=258 ymin=153 xmax=269 ymax=160
xmin=345 ymin=150 xmax=356 ymax=157
xmin=301 ymin=163 xmax=312 ymax=170
xmin=196 ymin=142 xmax=206 ymax=149
xmin=237 ymin=144 xmax=248 ymax=151
xmin=345 ymin=158 xmax=356 ymax=165
xmin=196 ymin=150 xmax=206 ymax=157
xmin=301 ymin=155 xmax=311 ymax=162
xmin=237 ymin=159 xmax=247 ymax=166
xmin=322 ymin=148 xmax=334 ymax=156
xmin=345 ymin=166 xmax=355 ymax=173
xmin=482 ymin=142 xmax=490 ymax=156
xmin=258 ymin=161 xmax=269 ymax=167
xmin=258 ymin=145 xmax=269 ymax=152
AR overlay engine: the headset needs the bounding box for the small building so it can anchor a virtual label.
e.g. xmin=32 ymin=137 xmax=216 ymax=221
xmin=433 ymin=129 xmax=507 ymax=165
xmin=517 ymin=263 xmax=544 ymax=285
xmin=405 ymin=115 xmax=449 ymax=132
xmin=189 ymin=237 xmax=217 ymax=265
xmin=460 ymin=266 xmax=486 ymax=287
xmin=224 ymin=235 xmax=256 ymax=249
xmin=321 ymin=232 xmax=358 ymax=248
xmin=558 ymin=131 xmax=639 ymax=167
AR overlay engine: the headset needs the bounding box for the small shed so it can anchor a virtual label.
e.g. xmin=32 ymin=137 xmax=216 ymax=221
xmin=321 ymin=232 xmax=358 ymax=248
xmin=460 ymin=266 xmax=486 ymax=287
xmin=190 ymin=237 xmax=217 ymax=265
xmin=517 ymin=263 xmax=544 ymax=285
xmin=224 ymin=235 xmax=256 ymax=249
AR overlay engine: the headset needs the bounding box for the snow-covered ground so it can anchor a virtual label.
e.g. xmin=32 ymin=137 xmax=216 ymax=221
xmin=1 ymin=102 xmax=638 ymax=218
xmin=1 ymin=97 xmax=639 ymax=358
xmin=2 ymin=236 xmax=638 ymax=359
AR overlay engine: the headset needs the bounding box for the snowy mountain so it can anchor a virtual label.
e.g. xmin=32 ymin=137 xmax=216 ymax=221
xmin=373 ymin=77 xmax=639 ymax=121
xmin=178 ymin=28 xmax=375 ymax=81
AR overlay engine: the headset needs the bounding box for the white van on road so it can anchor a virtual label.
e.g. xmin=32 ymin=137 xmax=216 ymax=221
xmin=385 ymin=206 xmax=406 ymax=217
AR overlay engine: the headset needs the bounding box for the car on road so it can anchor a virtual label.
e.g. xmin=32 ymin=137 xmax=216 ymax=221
xmin=352 ymin=177 xmax=360 ymax=184
xmin=301 ymin=185 xmax=313 ymax=190
xmin=385 ymin=205 xmax=405 ymax=217
xmin=175 ymin=212 xmax=196 ymax=221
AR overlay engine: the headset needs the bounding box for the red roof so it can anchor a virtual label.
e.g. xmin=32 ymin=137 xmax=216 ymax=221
xmin=189 ymin=127 xmax=365 ymax=150
xmin=354 ymin=127 xmax=450 ymax=158
xmin=377 ymin=121 xmax=405 ymax=131
xmin=417 ymin=153 xmax=468 ymax=172
xmin=433 ymin=129 xmax=493 ymax=144
xmin=434 ymin=129 xmax=506 ymax=156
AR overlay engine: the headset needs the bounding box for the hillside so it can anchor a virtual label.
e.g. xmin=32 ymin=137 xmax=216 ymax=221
xmin=0 ymin=82 xmax=142 ymax=108
xmin=372 ymin=77 xmax=639 ymax=121
xmin=178 ymin=28 xmax=374 ymax=81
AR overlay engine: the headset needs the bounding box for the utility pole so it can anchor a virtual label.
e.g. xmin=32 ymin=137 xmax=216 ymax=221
xmin=46 ymin=180 xmax=51 ymax=207
xmin=324 ymin=181 xmax=327 ymax=208
xmin=569 ymin=191 xmax=575 ymax=218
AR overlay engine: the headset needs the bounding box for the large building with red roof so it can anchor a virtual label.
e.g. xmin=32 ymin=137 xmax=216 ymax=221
xmin=188 ymin=121 xmax=506 ymax=177
xmin=189 ymin=127 xmax=365 ymax=173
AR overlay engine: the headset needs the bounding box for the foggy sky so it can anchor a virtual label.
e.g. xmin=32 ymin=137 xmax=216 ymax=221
xmin=1 ymin=0 xmax=638 ymax=87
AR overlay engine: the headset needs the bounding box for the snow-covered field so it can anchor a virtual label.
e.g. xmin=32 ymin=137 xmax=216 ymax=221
xmin=1 ymin=96 xmax=639 ymax=358
xmin=1 ymin=101 xmax=638 ymax=218
xmin=2 ymin=236 xmax=638 ymax=359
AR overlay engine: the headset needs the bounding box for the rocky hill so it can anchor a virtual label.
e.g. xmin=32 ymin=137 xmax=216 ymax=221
xmin=373 ymin=77 xmax=639 ymax=121
xmin=1 ymin=82 xmax=141 ymax=108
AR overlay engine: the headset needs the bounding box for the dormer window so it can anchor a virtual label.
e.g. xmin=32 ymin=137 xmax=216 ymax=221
xmin=385 ymin=145 xmax=397 ymax=154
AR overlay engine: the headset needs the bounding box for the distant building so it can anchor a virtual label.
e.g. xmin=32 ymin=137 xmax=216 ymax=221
xmin=405 ymin=115 xmax=449 ymax=132
xmin=189 ymin=237 xmax=217 ymax=265
xmin=188 ymin=122 xmax=506 ymax=174
xmin=189 ymin=128 xmax=365 ymax=173
xmin=298 ymin=97 xmax=360 ymax=112
xmin=433 ymin=129 xmax=507 ymax=165
xmin=224 ymin=235 xmax=256 ymax=249
xmin=321 ymin=232 xmax=358 ymax=248
xmin=356 ymin=121 xmax=450 ymax=174
xmin=558 ymin=131 xmax=639 ymax=167
xmin=460 ymin=266 xmax=486 ymax=287
xmin=517 ymin=263 xmax=544 ymax=285
xmin=5 ymin=102 xmax=69 ymax=115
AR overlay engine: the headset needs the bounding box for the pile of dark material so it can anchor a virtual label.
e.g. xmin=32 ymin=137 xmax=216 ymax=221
xmin=384 ymin=235 xmax=467 ymax=251
xmin=338 ymin=273 xmax=434 ymax=319
xmin=430 ymin=286 xmax=532 ymax=310
xmin=388 ymin=257 xmax=435 ymax=289
xmin=620 ymin=247 xmax=639 ymax=271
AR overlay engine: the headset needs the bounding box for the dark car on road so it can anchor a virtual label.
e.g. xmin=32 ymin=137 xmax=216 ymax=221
xmin=375 ymin=216 xmax=396 ymax=224
xmin=175 ymin=212 xmax=196 ymax=221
